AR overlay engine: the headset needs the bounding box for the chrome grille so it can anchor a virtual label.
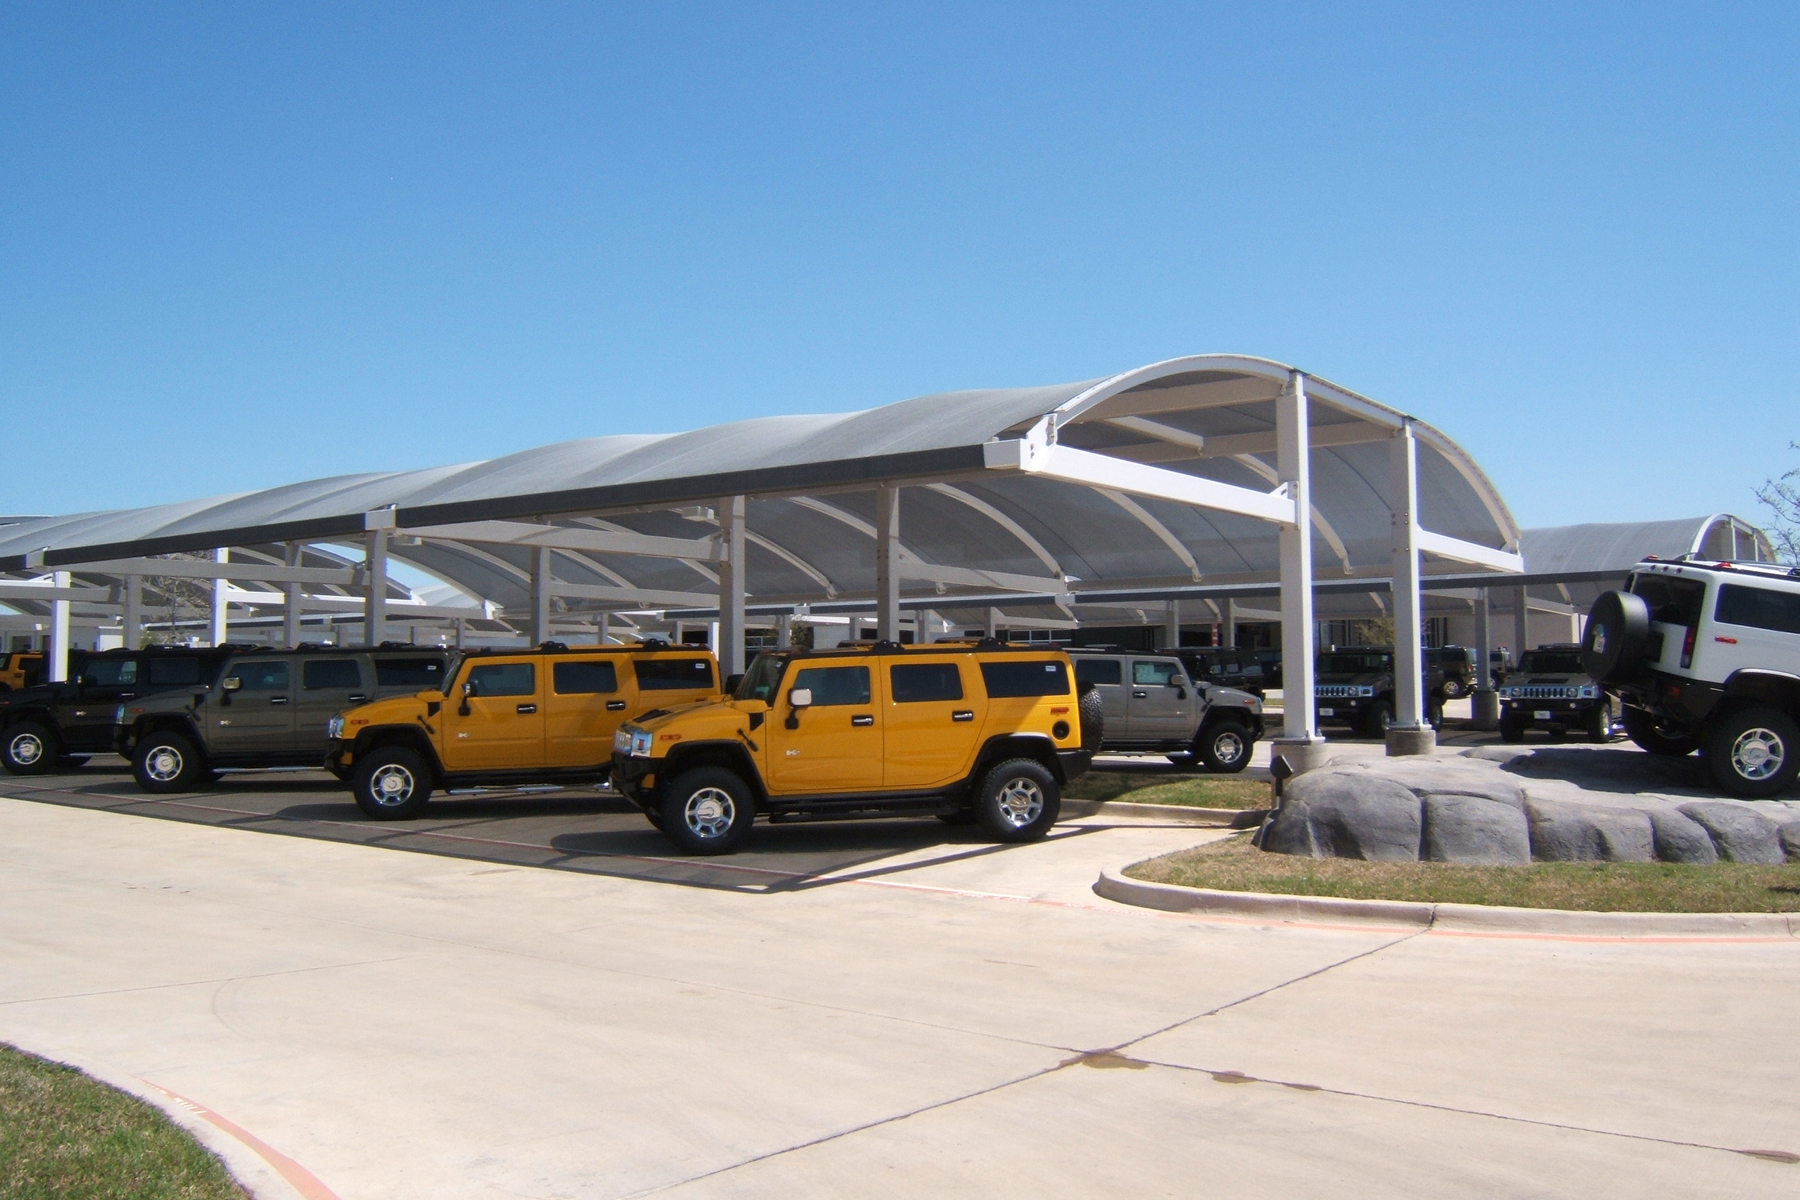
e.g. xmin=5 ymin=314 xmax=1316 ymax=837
xmin=1314 ymin=685 xmax=1363 ymax=698
xmin=1511 ymin=685 xmax=1578 ymax=699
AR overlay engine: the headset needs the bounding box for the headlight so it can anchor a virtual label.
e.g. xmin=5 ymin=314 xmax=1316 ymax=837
xmin=1357 ymin=685 xmax=1375 ymax=697
xmin=630 ymin=728 xmax=654 ymax=757
xmin=113 ymin=704 xmax=126 ymax=725
xmin=613 ymin=727 xmax=633 ymax=754
xmin=326 ymin=714 xmax=345 ymax=740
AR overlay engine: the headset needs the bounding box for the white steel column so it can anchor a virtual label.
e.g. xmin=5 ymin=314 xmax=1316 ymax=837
xmin=209 ymin=548 xmax=229 ymax=647
xmin=1164 ymin=599 xmax=1181 ymax=649
xmin=364 ymin=531 xmax=389 ymax=648
xmin=48 ymin=571 xmax=72 ymax=682
xmin=775 ymin=613 xmax=792 ymax=649
xmin=875 ymin=486 xmax=900 ymax=643
xmin=529 ymin=545 xmax=552 ymax=645
xmin=1512 ymin=585 xmax=1530 ymax=672
xmin=1387 ymin=420 xmax=1434 ymax=754
xmin=984 ymin=608 xmax=999 ymax=639
xmin=120 ymin=575 xmax=142 ymax=651
xmin=598 ymin=611 xmax=614 ymax=645
xmin=717 ymin=495 xmax=747 ymax=675
xmin=1272 ymin=372 xmax=1325 ymax=767
xmin=1471 ymin=587 xmax=1499 ymax=730
xmin=283 ymin=543 xmax=303 ymax=648
xmin=1223 ymin=597 xmax=1237 ymax=649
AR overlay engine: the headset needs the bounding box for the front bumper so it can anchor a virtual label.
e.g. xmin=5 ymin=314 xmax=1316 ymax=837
xmin=1502 ymin=699 xmax=1599 ymax=725
xmin=611 ymin=751 xmax=662 ymax=809
xmin=324 ymin=739 xmax=350 ymax=773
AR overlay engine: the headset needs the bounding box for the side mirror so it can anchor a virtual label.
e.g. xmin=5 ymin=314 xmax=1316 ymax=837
xmin=458 ymin=680 xmax=473 ymax=716
xmin=724 ymin=673 xmax=745 ymax=696
xmin=222 ymin=676 xmax=243 ymax=692
xmin=788 ymin=688 xmax=813 ymax=708
xmin=1166 ymin=677 xmax=1183 ymax=687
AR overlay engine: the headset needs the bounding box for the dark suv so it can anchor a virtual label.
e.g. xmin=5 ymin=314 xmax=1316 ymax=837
xmin=1 ymin=647 xmax=230 ymax=775
xmin=1312 ymin=647 xmax=1447 ymax=738
xmin=1172 ymin=647 xmax=1267 ymax=697
xmin=114 ymin=646 xmax=448 ymax=792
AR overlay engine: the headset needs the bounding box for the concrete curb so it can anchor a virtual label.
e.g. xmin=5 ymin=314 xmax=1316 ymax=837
xmin=1061 ymin=799 xmax=1267 ymax=827
xmin=1093 ymin=869 xmax=1800 ymax=938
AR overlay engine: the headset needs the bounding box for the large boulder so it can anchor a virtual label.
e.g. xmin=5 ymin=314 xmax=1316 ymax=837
xmin=1647 ymin=807 xmax=1719 ymax=865
xmin=1779 ymin=819 xmax=1800 ymax=864
xmin=1262 ymin=771 xmax=1422 ymax=861
xmin=1525 ymin=798 xmax=1655 ymax=862
xmin=1677 ymin=803 xmax=1786 ymax=864
xmin=1420 ymin=793 xmax=1531 ymax=864
xmin=1376 ymin=761 xmax=1526 ymax=810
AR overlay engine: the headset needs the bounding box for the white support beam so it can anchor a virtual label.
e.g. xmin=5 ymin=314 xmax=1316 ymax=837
xmin=1513 ymin=585 xmax=1530 ymax=664
xmin=875 ymin=487 xmax=900 ymax=643
xmin=1105 ymin=420 xmax=1390 ymax=464
xmin=718 ymin=495 xmax=747 ymax=675
xmin=1389 ymin=423 xmax=1428 ymax=739
xmin=1274 ymin=372 xmax=1323 ymax=756
xmin=984 ymin=437 xmax=1298 ymax=527
xmin=1222 ymin=597 xmax=1237 ymax=649
xmin=1415 ymin=529 xmax=1525 ymax=574
xmin=529 ymin=546 xmax=552 ymax=645
xmin=549 ymin=583 xmax=725 ymax=608
xmin=283 ymin=544 xmax=303 ymax=649
xmin=365 ymin=531 xmax=388 ymax=648
xmin=121 ymin=574 xmax=142 ymax=651
xmin=406 ymin=520 xmax=724 ymax=562
xmin=209 ymin=548 xmax=229 ymax=648
xmin=48 ymin=571 xmax=72 ymax=682
xmin=51 ymin=557 xmax=356 ymax=585
xmin=896 ymin=563 xmax=1067 ymax=594
xmin=0 ymin=582 xmax=113 ymax=602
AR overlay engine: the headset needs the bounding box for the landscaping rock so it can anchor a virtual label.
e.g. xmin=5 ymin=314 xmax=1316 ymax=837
xmin=1677 ymin=802 xmax=1786 ymax=864
xmin=1261 ymin=771 xmax=1421 ymax=861
xmin=1460 ymin=747 xmax=1530 ymax=766
xmin=1525 ymin=798 xmax=1655 ymax=862
xmin=1780 ymin=819 xmax=1800 ymax=864
xmin=1646 ymin=808 xmax=1719 ymax=865
xmin=1419 ymin=793 xmax=1531 ymax=864
xmin=1373 ymin=761 xmax=1526 ymax=811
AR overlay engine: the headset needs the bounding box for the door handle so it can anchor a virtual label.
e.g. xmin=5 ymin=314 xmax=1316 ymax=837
xmin=517 ymin=703 xmax=538 ymax=714
xmin=850 ymin=714 xmax=874 ymax=727
xmin=606 ymin=700 xmax=626 ymax=711
xmin=1132 ymin=690 xmax=1148 ymax=698
xmin=270 ymin=696 xmax=289 ymax=705
xmin=348 ymin=693 xmax=368 ymax=703
xmin=120 ymin=692 xmax=136 ymax=699
xmin=951 ymin=710 xmax=974 ymax=722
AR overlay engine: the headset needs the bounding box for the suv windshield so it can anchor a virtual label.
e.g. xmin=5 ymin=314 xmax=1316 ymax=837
xmin=1629 ymin=573 xmax=1706 ymax=627
xmin=1518 ymin=651 xmax=1585 ymax=674
xmin=735 ymin=654 xmax=788 ymax=702
xmin=1318 ymin=652 xmax=1390 ymax=675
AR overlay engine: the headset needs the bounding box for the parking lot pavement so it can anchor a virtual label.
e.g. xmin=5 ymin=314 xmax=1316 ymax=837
xmin=3 ymin=768 xmax=1797 ymax=1199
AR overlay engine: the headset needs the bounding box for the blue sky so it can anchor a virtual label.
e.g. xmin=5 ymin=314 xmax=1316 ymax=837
xmin=3 ymin=2 xmax=1795 ymax=532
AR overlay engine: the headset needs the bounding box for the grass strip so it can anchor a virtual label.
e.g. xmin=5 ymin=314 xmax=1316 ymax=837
xmin=0 ymin=1043 xmax=248 ymax=1200
xmin=1065 ymin=770 xmax=1269 ymax=810
xmin=1126 ymin=833 xmax=1800 ymax=913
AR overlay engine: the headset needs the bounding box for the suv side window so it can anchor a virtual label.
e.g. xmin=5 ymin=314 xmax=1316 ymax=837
xmin=1715 ymin=584 xmax=1800 ymax=635
xmin=1074 ymin=659 xmax=1121 ymax=686
xmin=84 ymin=658 xmax=140 ymax=686
xmin=466 ymin=663 xmax=535 ymax=697
xmin=635 ymin=657 xmax=716 ymax=691
xmin=375 ymin=657 xmax=445 ymax=688
xmin=980 ymin=660 xmax=1071 ymax=698
xmin=1630 ymin=574 xmax=1706 ymax=626
xmin=1133 ymin=660 xmax=1181 ymax=686
xmin=791 ymin=666 xmax=870 ymax=706
xmin=553 ymin=660 xmax=619 ymax=694
xmin=233 ymin=661 xmax=290 ymax=691
xmin=890 ymin=663 xmax=962 ymax=703
xmin=304 ymin=660 xmax=363 ymax=690
xmin=146 ymin=658 xmax=202 ymax=686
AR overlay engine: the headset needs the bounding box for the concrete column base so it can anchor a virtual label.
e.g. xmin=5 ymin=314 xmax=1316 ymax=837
xmin=1385 ymin=726 xmax=1437 ymax=756
xmin=1470 ymin=688 xmax=1500 ymax=731
xmin=1268 ymin=737 xmax=1331 ymax=775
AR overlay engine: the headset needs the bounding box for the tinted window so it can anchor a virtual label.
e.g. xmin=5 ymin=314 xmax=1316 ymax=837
xmin=1075 ymin=658 xmax=1122 ymax=686
xmin=635 ymin=657 xmax=716 ymax=691
xmin=1318 ymin=652 xmax=1391 ymax=675
xmin=1518 ymin=651 xmax=1585 ymax=674
xmin=735 ymin=654 xmax=788 ymax=702
xmin=466 ymin=662 xmax=535 ymax=697
xmin=553 ymin=660 xmax=619 ymax=694
xmin=375 ymin=657 xmax=445 ymax=688
xmin=84 ymin=657 xmax=140 ymax=686
xmin=146 ymin=658 xmax=201 ymax=686
xmin=980 ymin=660 xmax=1071 ymax=698
xmin=232 ymin=661 xmax=290 ymax=691
xmin=1630 ymin=574 xmax=1706 ymax=627
xmin=304 ymin=659 xmax=363 ymax=690
xmin=792 ymin=665 xmax=871 ymax=706
xmin=1133 ymin=660 xmax=1182 ymax=686
xmin=1715 ymin=584 xmax=1800 ymax=636
xmin=890 ymin=662 xmax=963 ymax=703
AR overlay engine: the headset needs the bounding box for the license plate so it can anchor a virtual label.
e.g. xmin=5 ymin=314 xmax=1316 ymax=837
xmin=1533 ymin=710 xmax=1552 ymax=720
xmin=1318 ymin=706 xmax=1335 ymax=716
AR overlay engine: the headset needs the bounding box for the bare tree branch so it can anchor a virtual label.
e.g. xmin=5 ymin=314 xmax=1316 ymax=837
xmin=1754 ymin=441 xmax=1800 ymax=565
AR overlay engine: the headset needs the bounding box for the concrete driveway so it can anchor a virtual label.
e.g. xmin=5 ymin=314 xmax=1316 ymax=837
xmin=2 ymin=770 xmax=1796 ymax=1199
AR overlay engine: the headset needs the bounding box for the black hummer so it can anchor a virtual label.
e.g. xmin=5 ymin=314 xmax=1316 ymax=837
xmin=1312 ymin=647 xmax=1447 ymax=738
xmin=114 ymin=645 xmax=448 ymax=792
xmin=1 ymin=647 xmax=230 ymax=775
xmin=1498 ymin=644 xmax=1615 ymax=743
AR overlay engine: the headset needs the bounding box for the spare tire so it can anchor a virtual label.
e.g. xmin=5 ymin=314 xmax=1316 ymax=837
xmin=1581 ymin=590 xmax=1652 ymax=684
xmin=1077 ymin=680 xmax=1105 ymax=752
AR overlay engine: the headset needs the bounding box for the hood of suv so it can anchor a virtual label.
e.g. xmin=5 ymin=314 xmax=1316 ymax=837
xmin=337 ymin=691 xmax=439 ymax=735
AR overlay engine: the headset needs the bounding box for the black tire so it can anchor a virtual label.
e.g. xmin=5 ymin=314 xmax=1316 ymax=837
xmin=2 ymin=722 xmax=59 ymax=775
xmin=1704 ymin=706 xmax=1800 ymax=799
xmin=133 ymin=731 xmax=207 ymax=793
xmin=643 ymin=806 xmax=666 ymax=830
xmin=1077 ymin=681 xmax=1105 ymax=753
xmin=1499 ymin=711 xmax=1528 ymax=744
xmin=1196 ymin=721 xmax=1252 ymax=773
xmin=975 ymin=758 xmax=1060 ymax=843
xmin=1581 ymin=591 xmax=1653 ymax=685
xmin=1361 ymin=702 xmax=1394 ymax=739
xmin=1622 ymin=705 xmax=1699 ymax=757
xmin=1585 ymin=699 xmax=1615 ymax=744
xmin=352 ymin=746 xmax=434 ymax=819
xmin=658 ymin=766 xmax=755 ymax=854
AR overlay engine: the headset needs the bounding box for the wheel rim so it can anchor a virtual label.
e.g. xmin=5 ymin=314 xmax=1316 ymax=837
xmin=144 ymin=745 xmax=184 ymax=782
xmin=994 ymin=777 xmax=1044 ymax=829
xmin=8 ymin=731 xmax=44 ymax=767
xmin=1729 ymin=727 xmax=1785 ymax=781
xmin=1212 ymin=730 xmax=1245 ymax=765
xmin=369 ymin=763 xmax=416 ymax=806
xmin=683 ymin=786 xmax=736 ymax=838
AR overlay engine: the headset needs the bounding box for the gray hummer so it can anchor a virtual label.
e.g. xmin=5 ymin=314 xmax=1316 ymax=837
xmin=114 ymin=646 xmax=448 ymax=792
xmin=1069 ymin=649 xmax=1263 ymax=771
xmin=1498 ymin=644 xmax=1616 ymax=743
xmin=1312 ymin=647 xmax=1447 ymax=738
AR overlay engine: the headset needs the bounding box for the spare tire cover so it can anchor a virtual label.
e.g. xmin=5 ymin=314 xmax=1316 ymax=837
xmin=1582 ymin=590 xmax=1652 ymax=684
xmin=1077 ymin=680 xmax=1105 ymax=752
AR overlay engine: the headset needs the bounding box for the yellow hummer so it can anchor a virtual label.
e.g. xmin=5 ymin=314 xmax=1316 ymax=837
xmin=325 ymin=640 xmax=721 ymax=819
xmin=610 ymin=640 xmax=1101 ymax=854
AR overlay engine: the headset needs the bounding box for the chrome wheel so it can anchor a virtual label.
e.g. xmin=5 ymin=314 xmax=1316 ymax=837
xmin=1211 ymin=729 xmax=1246 ymax=766
xmin=1729 ymin=727 xmax=1785 ymax=782
xmin=8 ymin=731 xmax=44 ymax=767
xmin=144 ymin=745 xmax=185 ymax=783
xmin=683 ymin=786 xmax=737 ymax=838
xmin=994 ymin=777 xmax=1045 ymax=829
xmin=369 ymin=763 xmax=417 ymax=806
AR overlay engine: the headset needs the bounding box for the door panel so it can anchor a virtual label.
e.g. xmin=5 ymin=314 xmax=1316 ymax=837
xmin=440 ymin=661 xmax=545 ymax=772
xmin=65 ymin=655 xmax=145 ymax=752
xmin=544 ymin=657 xmax=623 ymax=768
xmin=295 ymin=658 xmax=369 ymax=758
xmin=1127 ymin=659 xmax=1193 ymax=743
xmin=884 ymin=659 xmax=985 ymax=789
xmin=211 ymin=658 xmax=297 ymax=754
xmin=764 ymin=664 xmax=882 ymax=794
